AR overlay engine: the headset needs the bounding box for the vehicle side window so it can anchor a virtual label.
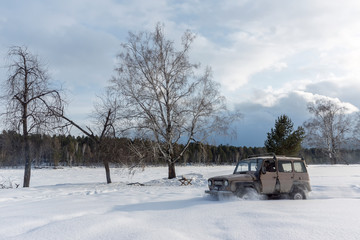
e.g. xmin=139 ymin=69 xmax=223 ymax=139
xmin=250 ymin=162 xmax=258 ymax=171
xmin=294 ymin=161 xmax=307 ymax=173
xmin=278 ymin=161 xmax=293 ymax=172
xmin=264 ymin=160 xmax=276 ymax=172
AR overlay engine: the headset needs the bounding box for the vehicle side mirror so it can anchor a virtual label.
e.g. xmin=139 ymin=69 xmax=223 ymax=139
xmin=261 ymin=166 xmax=266 ymax=174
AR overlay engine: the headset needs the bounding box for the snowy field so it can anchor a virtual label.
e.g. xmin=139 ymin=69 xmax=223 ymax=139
xmin=0 ymin=165 xmax=359 ymax=240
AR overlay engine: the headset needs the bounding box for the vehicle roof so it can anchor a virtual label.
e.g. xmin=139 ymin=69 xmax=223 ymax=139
xmin=246 ymin=155 xmax=303 ymax=161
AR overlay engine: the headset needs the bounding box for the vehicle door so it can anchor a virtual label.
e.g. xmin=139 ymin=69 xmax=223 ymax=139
xmin=293 ymin=161 xmax=309 ymax=182
xmin=260 ymin=159 xmax=277 ymax=194
xmin=277 ymin=160 xmax=294 ymax=193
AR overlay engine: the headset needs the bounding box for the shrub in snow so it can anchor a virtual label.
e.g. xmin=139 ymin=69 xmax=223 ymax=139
xmin=0 ymin=176 xmax=19 ymax=189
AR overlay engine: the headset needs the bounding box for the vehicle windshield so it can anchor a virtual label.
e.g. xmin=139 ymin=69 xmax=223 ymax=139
xmin=234 ymin=158 xmax=263 ymax=174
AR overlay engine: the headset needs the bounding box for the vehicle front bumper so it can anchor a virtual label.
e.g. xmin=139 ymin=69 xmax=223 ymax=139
xmin=205 ymin=190 xmax=234 ymax=197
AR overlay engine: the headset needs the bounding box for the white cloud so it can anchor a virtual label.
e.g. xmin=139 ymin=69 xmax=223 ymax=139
xmin=294 ymin=91 xmax=359 ymax=114
xmin=272 ymin=62 xmax=288 ymax=72
xmin=187 ymin=0 xmax=360 ymax=103
xmin=251 ymin=86 xmax=287 ymax=107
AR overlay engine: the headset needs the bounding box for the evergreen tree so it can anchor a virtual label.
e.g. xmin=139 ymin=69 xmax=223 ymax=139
xmin=265 ymin=115 xmax=305 ymax=155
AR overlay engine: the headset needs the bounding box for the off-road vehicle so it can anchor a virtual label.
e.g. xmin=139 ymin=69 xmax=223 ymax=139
xmin=205 ymin=154 xmax=311 ymax=200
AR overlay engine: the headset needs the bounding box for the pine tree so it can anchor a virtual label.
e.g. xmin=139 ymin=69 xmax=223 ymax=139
xmin=265 ymin=115 xmax=305 ymax=155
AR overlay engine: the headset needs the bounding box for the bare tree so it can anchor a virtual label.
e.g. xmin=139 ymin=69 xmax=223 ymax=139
xmin=303 ymin=99 xmax=352 ymax=164
xmin=353 ymin=112 xmax=360 ymax=146
xmin=1 ymin=46 xmax=64 ymax=187
xmin=56 ymin=107 xmax=115 ymax=183
xmin=53 ymin=89 xmax=127 ymax=184
xmin=111 ymin=23 xmax=238 ymax=179
xmin=90 ymin=91 xmax=120 ymax=183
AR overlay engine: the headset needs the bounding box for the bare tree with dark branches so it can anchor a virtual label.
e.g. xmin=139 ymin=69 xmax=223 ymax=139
xmin=304 ymin=99 xmax=352 ymax=164
xmin=111 ymin=23 xmax=239 ymax=179
xmin=0 ymin=46 xmax=65 ymax=187
xmin=52 ymin=89 xmax=143 ymax=184
xmin=54 ymin=92 xmax=118 ymax=183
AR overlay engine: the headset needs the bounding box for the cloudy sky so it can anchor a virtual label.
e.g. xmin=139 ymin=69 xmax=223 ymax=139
xmin=0 ymin=0 xmax=359 ymax=146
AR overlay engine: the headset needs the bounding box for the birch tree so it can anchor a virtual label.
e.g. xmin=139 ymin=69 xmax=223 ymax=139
xmin=353 ymin=112 xmax=360 ymax=146
xmin=304 ymin=99 xmax=352 ymax=164
xmin=111 ymin=24 xmax=237 ymax=179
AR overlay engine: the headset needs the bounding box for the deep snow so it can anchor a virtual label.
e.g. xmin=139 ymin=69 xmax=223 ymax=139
xmin=0 ymin=165 xmax=359 ymax=240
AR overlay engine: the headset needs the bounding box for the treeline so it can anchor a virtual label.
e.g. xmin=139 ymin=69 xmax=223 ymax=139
xmin=0 ymin=131 xmax=267 ymax=167
xmin=0 ymin=131 xmax=359 ymax=167
xmin=0 ymin=131 xmax=138 ymax=167
xmin=300 ymin=148 xmax=360 ymax=165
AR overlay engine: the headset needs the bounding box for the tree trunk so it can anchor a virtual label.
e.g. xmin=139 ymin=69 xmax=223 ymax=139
xmin=23 ymin=105 xmax=31 ymax=187
xmin=23 ymin=135 xmax=31 ymax=187
xmin=168 ymin=161 xmax=176 ymax=179
xmin=103 ymin=159 xmax=112 ymax=184
xmin=332 ymin=154 xmax=338 ymax=165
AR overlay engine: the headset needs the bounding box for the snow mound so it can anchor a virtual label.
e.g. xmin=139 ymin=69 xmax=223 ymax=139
xmin=142 ymin=173 xmax=207 ymax=187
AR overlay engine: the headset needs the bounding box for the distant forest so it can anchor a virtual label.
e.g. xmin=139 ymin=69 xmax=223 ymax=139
xmin=0 ymin=131 xmax=359 ymax=168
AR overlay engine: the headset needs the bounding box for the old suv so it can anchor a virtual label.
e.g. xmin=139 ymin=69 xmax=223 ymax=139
xmin=205 ymin=154 xmax=311 ymax=200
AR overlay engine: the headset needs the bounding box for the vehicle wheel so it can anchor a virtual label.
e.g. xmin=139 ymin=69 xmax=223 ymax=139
xmin=237 ymin=188 xmax=259 ymax=200
xmin=291 ymin=188 xmax=306 ymax=200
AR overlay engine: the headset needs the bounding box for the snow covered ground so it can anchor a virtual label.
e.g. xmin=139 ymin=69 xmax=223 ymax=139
xmin=0 ymin=165 xmax=359 ymax=240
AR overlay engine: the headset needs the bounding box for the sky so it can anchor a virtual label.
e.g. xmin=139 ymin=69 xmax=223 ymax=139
xmin=0 ymin=0 xmax=359 ymax=147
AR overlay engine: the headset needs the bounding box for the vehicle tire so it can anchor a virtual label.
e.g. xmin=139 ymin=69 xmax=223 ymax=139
xmin=236 ymin=188 xmax=259 ymax=200
xmin=290 ymin=188 xmax=306 ymax=200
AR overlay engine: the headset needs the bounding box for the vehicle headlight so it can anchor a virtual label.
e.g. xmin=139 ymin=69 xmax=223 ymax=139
xmin=224 ymin=180 xmax=229 ymax=187
xmin=208 ymin=180 xmax=212 ymax=186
